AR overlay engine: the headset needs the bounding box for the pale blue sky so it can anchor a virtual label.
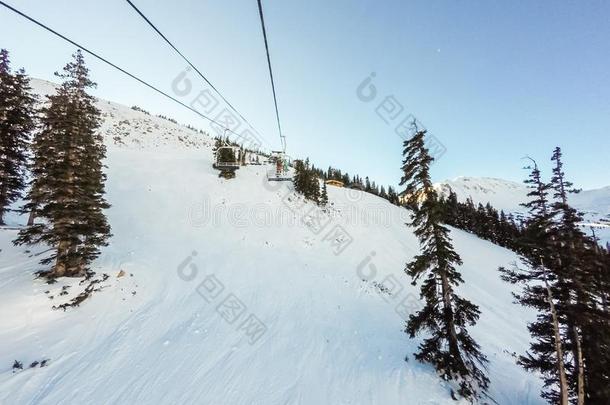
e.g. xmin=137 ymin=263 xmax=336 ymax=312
xmin=1 ymin=0 xmax=609 ymax=189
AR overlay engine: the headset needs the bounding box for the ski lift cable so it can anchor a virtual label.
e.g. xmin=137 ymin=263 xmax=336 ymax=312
xmin=0 ymin=0 xmax=250 ymax=141
xmin=123 ymin=0 xmax=271 ymax=148
xmin=256 ymin=0 xmax=285 ymax=153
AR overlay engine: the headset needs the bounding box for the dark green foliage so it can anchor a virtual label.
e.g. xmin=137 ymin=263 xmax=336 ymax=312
xmin=439 ymin=191 xmax=523 ymax=250
xmin=379 ymin=185 xmax=387 ymax=199
xmin=500 ymin=149 xmax=610 ymax=404
xmin=500 ymin=158 xmax=567 ymax=403
xmin=320 ymin=181 xmax=328 ymax=206
xmin=130 ymin=105 xmax=150 ymax=115
xmin=547 ymin=147 xmax=610 ymax=404
xmin=218 ymin=147 xmax=236 ymax=164
xmin=319 ymin=165 xmax=400 ymax=205
xmin=14 ymin=50 xmax=111 ymax=278
xmin=0 ymin=49 xmax=37 ymax=225
xmin=387 ymin=186 xmax=400 ymax=205
xmin=293 ymin=158 xmax=320 ymax=203
xmin=401 ymin=127 xmax=489 ymax=401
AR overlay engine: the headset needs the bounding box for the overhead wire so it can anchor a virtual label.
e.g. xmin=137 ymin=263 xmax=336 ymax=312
xmin=123 ymin=0 xmax=270 ymax=148
xmin=255 ymin=0 xmax=285 ymax=152
xmin=0 ymin=0 xmax=256 ymax=143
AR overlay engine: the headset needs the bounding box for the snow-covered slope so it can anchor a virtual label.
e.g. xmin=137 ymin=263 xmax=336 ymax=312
xmin=0 ymin=80 xmax=545 ymax=404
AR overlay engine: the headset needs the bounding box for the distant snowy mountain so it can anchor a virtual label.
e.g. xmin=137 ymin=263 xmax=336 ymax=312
xmin=434 ymin=176 xmax=610 ymax=243
xmin=434 ymin=177 xmax=529 ymax=214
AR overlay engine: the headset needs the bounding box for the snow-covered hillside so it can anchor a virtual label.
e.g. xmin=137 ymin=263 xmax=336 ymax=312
xmin=0 ymin=80 xmax=546 ymax=404
xmin=435 ymin=176 xmax=610 ymax=243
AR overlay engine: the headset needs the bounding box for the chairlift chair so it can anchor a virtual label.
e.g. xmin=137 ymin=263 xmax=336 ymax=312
xmin=213 ymin=144 xmax=241 ymax=178
xmin=267 ymin=151 xmax=292 ymax=181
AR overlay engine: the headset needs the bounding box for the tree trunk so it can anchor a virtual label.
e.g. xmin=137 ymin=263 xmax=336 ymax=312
xmin=571 ymin=326 xmax=585 ymax=405
xmin=52 ymin=240 xmax=70 ymax=278
xmin=0 ymin=185 xmax=6 ymax=225
xmin=27 ymin=209 xmax=35 ymax=226
xmin=51 ymin=113 xmax=79 ymax=278
xmin=66 ymin=245 xmax=84 ymax=277
xmin=440 ymin=268 xmax=462 ymax=367
xmin=545 ymin=277 xmax=569 ymax=405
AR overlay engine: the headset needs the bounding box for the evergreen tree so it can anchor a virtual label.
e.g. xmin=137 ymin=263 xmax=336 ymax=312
xmin=293 ymin=159 xmax=306 ymax=195
xmin=500 ymin=158 xmax=570 ymax=404
xmin=218 ymin=147 xmax=235 ymax=163
xmin=293 ymin=158 xmax=319 ymax=204
xmin=0 ymin=49 xmax=37 ymax=225
xmin=309 ymin=175 xmax=320 ymax=204
xmin=387 ymin=186 xmax=399 ymax=205
xmin=15 ymin=50 xmax=111 ymax=278
xmin=548 ymin=147 xmax=610 ymax=404
xmin=498 ymin=210 xmax=511 ymax=247
xmin=437 ymin=192 xmax=523 ymax=251
xmin=371 ymin=180 xmax=378 ymax=195
xmin=401 ymin=128 xmax=489 ymax=400
xmin=320 ymin=181 xmax=328 ymax=206
xmin=341 ymin=172 xmax=350 ymax=185
xmin=584 ymin=234 xmax=610 ymax=403
xmin=548 ymin=147 xmax=587 ymax=403
xmin=464 ymin=198 xmax=476 ymax=230
xmin=475 ymin=203 xmax=488 ymax=239
xmin=444 ymin=191 xmax=460 ymax=228
xmin=379 ymin=185 xmax=387 ymax=199
xmin=484 ymin=203 xmax=499 ymax=243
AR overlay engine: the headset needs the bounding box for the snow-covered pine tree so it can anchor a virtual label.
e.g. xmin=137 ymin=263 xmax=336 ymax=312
xmin=0 ymin=49 xmax=37 ymax=225
xmin=14 ymin=50 xmax=111 ymax=278
xmin=500 ymin=158 xmax=569 ymax=405
xmin=401 ymin=127 xmax=489 ymax=401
